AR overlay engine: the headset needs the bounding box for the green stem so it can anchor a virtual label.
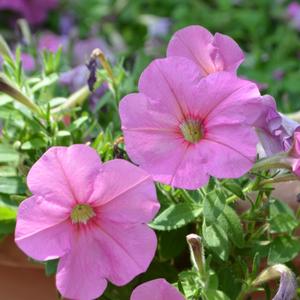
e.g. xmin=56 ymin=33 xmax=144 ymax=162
xmin=52 ymin=85 xmax=90 ymax=114
xmin=226 ymin=184 xmax=254 ymax=204
xmin=258 ymin=173 xmax=298 ymax=186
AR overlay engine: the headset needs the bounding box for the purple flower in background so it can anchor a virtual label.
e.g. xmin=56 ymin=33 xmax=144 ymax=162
xmin=0 ymin=0 xmax=58 ymax=25
xmin=256 ymin=96 xmax=300 ymax=157
xmin=60 ymin=65 xmax=89 ymax=92
xmin=59 ymin=13 xmax=75 ymax=36
xmin=73 ymin=38 xmax=112 ymax=65
xmin=20 ymin=53 xmax=35 ymax=72
xmin=38 ymin=32 xmax=66 ymax=53
xmin=59 ymin=65 xmax=107 ymax=110
xmin=287 ymin=2 xmax=300 ymax=30
xmin=273 ymin=69 xmax=285 ymax=81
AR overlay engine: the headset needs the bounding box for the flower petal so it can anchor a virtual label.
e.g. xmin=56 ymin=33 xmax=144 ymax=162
xmin=56 ymin=230 xmax=107 ymax=300
xmin=15 ymin=196 xmax=71 ymax=261
xmin=120 ymin=92 xmax=193 ymax=187
xmin=167 ymin=25 xmax=215 ymax=76
xmin=196 ymin=72 xmax=260 ymax=120
xmin=203 ymin=124 xmax=257 ymax=178
xmin=27 ymin=144 xmax=102 ymax=205
xmin=89 ymin=159 xmax=160 ymax=223
xmin=131 ymin=278 xmax=185 ymax=300
xmin=138 ymin=57 xmax=203 ymax=119
xmin=169 ymin=144 xmax=210 ymax=190
xmin=212 ymin=33 xmax=244 ymax=72
xmin=93 ymin=221 xmax=157 ymax=286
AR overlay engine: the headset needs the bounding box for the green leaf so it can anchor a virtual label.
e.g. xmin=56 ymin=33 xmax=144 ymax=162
xmin=0 ymin=176 xmax=26 ymax=194
xmin=223 ymin=181 xmax=245 ymax=200
xmin=202 ymin=221 xmax=230 ymax=261
xmin=45 ymin=259 xmax=59 ymax=276
xmin=0 ymin=144 xmax=19 ymax=163
xmin=150 ymin=203 xmax=202 ymax=231
xmin=268 ymin=236 xmax=300 ymax=264
xmin=0 ymin=206 xmax=17 ymax=234
xmin=203 ymin=190 xmax=225 ymax=223
xmin=217 ymin=205 xmax=244 ymax=248
xmin=269 ymin=198 xmax=298 ymax=233
xmin=21 ymin=138 xmax=46 ymax=150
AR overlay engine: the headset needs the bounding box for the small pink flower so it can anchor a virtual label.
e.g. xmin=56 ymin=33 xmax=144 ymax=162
xmin=167 ymin=25 xmax=244 ymax=77
xmin=130 ymin=279 xmax=185 ymax=300
xmin=120 ymin=57 xmax=264 ymax=189
xmin=15 ymin=145 xmax=159 ymax=300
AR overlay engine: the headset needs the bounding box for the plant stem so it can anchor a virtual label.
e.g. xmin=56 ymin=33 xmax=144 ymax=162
xmin=52 ymin=85 xmax=90 ymax=114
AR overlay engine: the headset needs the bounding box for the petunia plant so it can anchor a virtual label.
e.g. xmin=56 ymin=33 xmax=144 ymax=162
xmin=0 ymin=22 xmax=299 ymax=300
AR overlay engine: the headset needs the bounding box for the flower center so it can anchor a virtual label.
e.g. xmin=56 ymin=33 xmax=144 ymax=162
xmin=71 ymin=204 xmax=95 ymax=224
xmin=180 ymin=119 xmax=203 ymax=144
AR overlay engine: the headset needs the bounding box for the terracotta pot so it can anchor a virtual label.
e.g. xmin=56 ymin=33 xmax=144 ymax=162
xmin=0 ymin=235 xmax=57 ymax=300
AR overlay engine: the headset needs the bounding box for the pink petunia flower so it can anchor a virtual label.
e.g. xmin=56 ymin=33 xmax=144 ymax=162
xmin=167 ymin=25 xmax=244 ymax=77
xmin=130 ymin=279 xmax=185 ymax=300
xmin=120 ymin=57 xmax=265 ymax=189
xmin=15 ymin=144 xmax=159 ymax=299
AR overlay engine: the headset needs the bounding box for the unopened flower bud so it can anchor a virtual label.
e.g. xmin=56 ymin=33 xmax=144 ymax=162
xmin=186 ymin=234 xmax=205 ymax=276
xmin=252 ymin=264 xmax=297 ymax=300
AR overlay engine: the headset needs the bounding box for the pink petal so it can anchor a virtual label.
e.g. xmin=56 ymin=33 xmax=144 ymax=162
xmin=56 ymin=230 xmax=107 ymax=300
xmin=194 ymin=72 xmax=260 ymax=120
xmin=212 ymin=33 xmax=244 ymax=72
xmin=27 ymin=145 xmax=102 ymax=206
xmin=138 ymin=57 xmax=203 ymax=120
xmin=119 ymin=92 xmax=191 ymax=187
xmin=131 ymin=278 xmax=185 ymax=300
xmin=203 ymin=124 xmax=257 ymax=178
xmin=15 ymin=196 xmax=71 ymax=261
xmin=168 ymin=144 xmax=210 ymax=190
xmin=167 ymin=25 xmax=215 ymax=76
xmin=93 ymin=221 xmax=157 ymax=286
xmin=89 ymin=159 xmax=159 ymax=223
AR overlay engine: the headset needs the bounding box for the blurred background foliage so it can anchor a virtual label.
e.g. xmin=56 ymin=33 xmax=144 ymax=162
xmin=0 ymin=0 xmax=300 ymax=112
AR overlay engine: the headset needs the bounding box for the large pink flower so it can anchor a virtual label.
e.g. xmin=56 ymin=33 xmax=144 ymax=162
xmin=119 ymin=57 xmax=264 ymax=189
xmin=167 ymin=25 xmax=244 ymax=76
xmin=15 ymin=145 xmax=159 ymax=300
xmin=130 ymin=279 xmax=185 ymax=300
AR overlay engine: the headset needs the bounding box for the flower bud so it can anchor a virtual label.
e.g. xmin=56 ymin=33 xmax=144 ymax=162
xmin=252 ymin=264 xmax=297 ymax=300
xmin=186 ymin=234 xmax=205 ymax=276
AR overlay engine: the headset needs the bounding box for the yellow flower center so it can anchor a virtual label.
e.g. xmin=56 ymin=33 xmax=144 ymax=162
xmin=180 ymin=119 xmax=203 ymax=144
xmin=71 ymin=204 xmax=95 ymax=224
